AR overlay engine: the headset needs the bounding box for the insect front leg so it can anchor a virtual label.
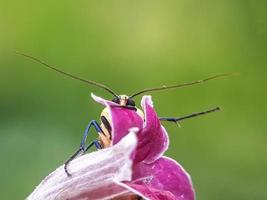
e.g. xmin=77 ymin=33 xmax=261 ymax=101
xmin=64 ymin=120 xmax=103 ymax=176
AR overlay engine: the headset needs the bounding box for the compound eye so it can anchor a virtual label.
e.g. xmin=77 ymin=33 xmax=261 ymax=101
xmin=112 ymin=97 xmax=120 ymax=104
xmin=126 ymin=98 xmax=135 ymax=107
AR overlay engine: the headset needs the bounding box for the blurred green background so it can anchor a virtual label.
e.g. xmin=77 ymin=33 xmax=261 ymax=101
xmin=0 ymin=1 xmax=267 ymax=199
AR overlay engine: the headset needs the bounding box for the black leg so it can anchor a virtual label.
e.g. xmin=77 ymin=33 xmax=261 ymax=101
xmin=80 ymin=120 xmax=102 ymax=148
xmin=84 ymin=139 xmax=102 ymax=153
xmin=64 ymin=120 xmax=103 ymax=176
xmin=64 ymin=147 xmax=83 ymax=176
xmin=160 ymin=107 xmax=220 ymax=123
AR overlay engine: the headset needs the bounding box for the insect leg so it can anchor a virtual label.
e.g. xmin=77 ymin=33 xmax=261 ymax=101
xmin=80 ymin=120 xmax=102 ymax=148
xmin=159 ymin=107 xmax=220 ymax=124
xmin=64 ymin=148 xmax=82 ymax=176
xmin=84 ymin=139 xmax=102 ymax=153
xmin=64 ymin=120 xmax=103 ymax=176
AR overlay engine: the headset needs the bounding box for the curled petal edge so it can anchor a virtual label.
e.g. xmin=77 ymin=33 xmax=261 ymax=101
xmin=135 ymin=95 xmax=169 ymax=164
xmin=91 ymin=93 xmax=118 ymax=107
xmin=27 ymin=129 xmax=139 ymax=200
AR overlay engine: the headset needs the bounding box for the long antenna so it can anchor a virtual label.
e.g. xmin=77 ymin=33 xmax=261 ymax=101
xmin=130 ymin=73 xmax=236 ymax=98
xmin=159 ymin=107 xmax=220 ymax=123
xmin=16 ymin=52 xmax=119 ymax=98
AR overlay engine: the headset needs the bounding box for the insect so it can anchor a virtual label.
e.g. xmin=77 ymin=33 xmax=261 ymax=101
xmin=17 ymin=52 xmax=231 ymax=178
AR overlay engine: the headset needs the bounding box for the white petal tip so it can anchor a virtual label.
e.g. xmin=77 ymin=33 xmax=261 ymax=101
xmin=141 ymin=95 xmax=153 ymax=108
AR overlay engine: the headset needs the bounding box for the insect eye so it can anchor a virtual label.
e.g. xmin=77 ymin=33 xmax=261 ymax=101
xmin=126 ymin=98 xmax=135 ymax=107
xmin=112 ymin=97 xmax=120 ymax=104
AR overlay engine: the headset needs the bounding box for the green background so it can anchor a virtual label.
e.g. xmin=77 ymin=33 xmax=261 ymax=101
xmin=0 ymin=1 xmax=266 ymax=199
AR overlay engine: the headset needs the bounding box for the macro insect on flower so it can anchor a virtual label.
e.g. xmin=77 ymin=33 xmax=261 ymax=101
xmin=18 ymin=52 xmax=232 ymax=200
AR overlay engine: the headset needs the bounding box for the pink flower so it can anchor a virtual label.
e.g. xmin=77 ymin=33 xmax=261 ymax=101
xmin=27 ymin=95 xmax=195 ymax=200
xmin=92 ymin=94 xmax=195 ymax=200
xmin=27 ymin=130 xmax=139 ymax=200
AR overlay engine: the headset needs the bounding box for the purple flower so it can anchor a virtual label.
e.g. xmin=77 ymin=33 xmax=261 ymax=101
xmin=27 ymin=95 xmax=195 ymax=200
xmin=92 ymin=94 xmax=195 ymax=200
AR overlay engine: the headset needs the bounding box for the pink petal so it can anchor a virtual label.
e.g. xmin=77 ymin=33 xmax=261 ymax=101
xmin=124 ymin=156 xmax=195 ymax=200
xmin=110 ymin=107 xmax=143 ymax=145
xmin=27 ymin=130 xmax=139 ymax=200
xmin=105 ymin=95 xmax=169 ymax=164
xmin=91 ymin=93 xmax=144 ymax=145
xmin=91 ymin=93 xmax=118 ymax=107
xmin=134 ymin=96 xmax=169 ymax=163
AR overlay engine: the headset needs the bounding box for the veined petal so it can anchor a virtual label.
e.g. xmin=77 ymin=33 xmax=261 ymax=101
xmin=134 ymin=96 xmax=169 ymax=163
xmin=27 ymin=130 xmax=139 ymax=200
xmin=124 ymin=156 xmax=195 ymax=200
